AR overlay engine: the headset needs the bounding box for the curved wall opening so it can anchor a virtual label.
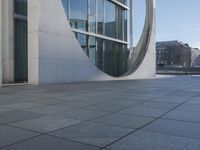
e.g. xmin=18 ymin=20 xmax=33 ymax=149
xmin=62 ymin=0 xmax=129 ymax=77
xmin=61 ymin=0 xmax=153 ymax=77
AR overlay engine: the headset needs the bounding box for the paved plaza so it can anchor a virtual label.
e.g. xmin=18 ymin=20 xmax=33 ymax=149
xmin=0 ymin=76 xmax=200 ymax=150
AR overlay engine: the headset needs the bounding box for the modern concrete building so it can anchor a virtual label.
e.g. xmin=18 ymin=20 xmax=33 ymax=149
xmin=156 ymin=40 xmax=200 ymax=68
xmin=0 ymin=0 xmax=156 ymax=86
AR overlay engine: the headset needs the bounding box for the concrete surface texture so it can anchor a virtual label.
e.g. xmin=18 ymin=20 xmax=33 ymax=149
xmin=0 ymin=76 xmax=200 ymax=149
xmin=0 ymin=0 xmax=2 ymax=86
xmin=27 ymin=0 xmax=156 ymax=84
xmin=1 ymin=0 xmax=14 ymax=84
xmin=0 ymin=0 xmax=155 ymax=85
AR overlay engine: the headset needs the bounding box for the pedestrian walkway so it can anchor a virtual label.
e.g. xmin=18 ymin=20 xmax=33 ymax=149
xmin=0 ymin=76 xmax=200 ymax=150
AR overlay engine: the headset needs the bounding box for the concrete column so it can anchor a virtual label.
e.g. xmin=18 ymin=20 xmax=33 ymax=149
xmin=0 ymin=0 xmax=2 ymax=86
xmin=28 ymin=0 xmax=39 ymax=84
xmin=2 ymin=0 xmax=14 ymax=83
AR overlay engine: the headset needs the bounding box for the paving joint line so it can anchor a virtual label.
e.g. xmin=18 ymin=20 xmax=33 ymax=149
xmin=101 ymin=92 xmax=200 ymax=149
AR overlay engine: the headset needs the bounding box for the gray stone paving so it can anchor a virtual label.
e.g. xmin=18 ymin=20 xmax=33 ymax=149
xmin=0 ymin=76 xmax=200 ymax=150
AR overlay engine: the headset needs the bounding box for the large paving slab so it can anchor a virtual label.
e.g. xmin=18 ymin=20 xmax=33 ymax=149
xmin=10 ymin=116 xmax=81 ymax=133
xmin=55 ymin=109 xmax=110 ymax=121
xmin=119 ymin=106 xmax=170 ymax=117
xmin=49 ymin=121 xmax=135 ymax=147
xmin=186 ymin=97 xmax=200 ymax=105
xmin=136 ymin=101 xmax=179 ymax=109
xmin=143 ymin=119 xmax=200 ymax=139
xmin=163 ymin=110 xmax=200 ymax=123
xmin=3 ymin=102 xmax=44 ymax=110
xmin=24 ymin=105 xmax=74 ymax=115
xmin=176 ymin=104 xmax=200 ymax=112
xmin=108 ymin=130 xmax=200 ymax=150
xmin=86 ymin=102 xmax=131 ymax=112
xmin=0 ymin=110 xmax=43 ymax=124
xmin=152 ymin=95 xmax=192 ymax=103
xmin=0 ymin=125 xmax=39 ymax=148
xmin=0 ymin=76 xmax=200 ymax=150
xmin=1 ymin=135 xmax=99 ymax=150
xmin=93 ymin=113 xmax=155 ymax=129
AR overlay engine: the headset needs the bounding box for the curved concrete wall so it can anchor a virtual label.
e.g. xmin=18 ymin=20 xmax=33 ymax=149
xmin=28 ymin=0 xmax=156 ymax=84
xmin=123 ymin=0 xmax=156 ymax=79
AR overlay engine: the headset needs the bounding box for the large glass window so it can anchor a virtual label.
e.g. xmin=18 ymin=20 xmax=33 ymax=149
xmin=62 ymin=0 xmax=129 ymax=77
xmin=118 ymin=44 xmax=127 ymax=75
xmin=74 ymin=33 xmax=127 ymax=77
xmin=96 ymin=38 xmax=104 ymax=70
xmin=88 ymin=0 xmax=96 ymax=33
xmin=97 ymin=0 xmax=104 ymax=35
xmin=65 ymin=0 xmax=128 ymax=41
xmin=105 ymin=1 xmax=116 ymax=38
xmin=69 ymin=0 xmax=88 ymax=31
xmin=117 ymin=6 xmax=127 ymax=41
xmin=88 ymin=36 xmax=96 ymax=64
xmin=104 ymin=40 xmax=118 ymax=76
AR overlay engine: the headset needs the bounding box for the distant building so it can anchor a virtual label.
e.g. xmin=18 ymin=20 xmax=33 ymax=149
xmin=192 ymin=55 xmax=200 ymax=67
xmin=156 ymin=40 xmax=200 ymax=68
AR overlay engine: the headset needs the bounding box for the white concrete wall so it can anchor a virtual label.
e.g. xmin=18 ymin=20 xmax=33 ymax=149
xmin=124 ymin=0 xmax=156 ymax=79
xmin=28 ymin=0 xmax=39 ymax=84
xmin=1 ymin=0 xmax=14 ymax=83
xmin=28 ymin=0 xmax=112 ymax=84
xmin=0 ymin=0 xmax=2 ymax=86
xmin=125 ymin=33 xmax=156 ymax=79
xmin=28 ymin=0 xmax=156 ymax=84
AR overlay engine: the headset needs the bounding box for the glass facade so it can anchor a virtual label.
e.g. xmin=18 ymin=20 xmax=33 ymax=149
xmin=117 ymin=6 xmax=127 ymax=41
xmin=69 ymin=0 xmax=88 ymax=31
xmin=14 ymin=0 xmax=28 ymax=82
xmin=88 ymin=0 xmax=97 ymax=33
xmin=105 ymin=1 xmax=116 ymax=39
xmin=75 ymin=33 xmax=128 ymax=77
xmin=97 ymin=0 xmax=104 ymax=35
xmin=62 ymin=0 xmax=128 ymax=77
xmin=117 ymin=0 xmax=127 ymax=5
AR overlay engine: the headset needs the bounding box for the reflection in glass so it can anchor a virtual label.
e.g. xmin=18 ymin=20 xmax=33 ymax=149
xmin=62 ymin=0 xmax=129 ymax=77
xmin=117 ymin=6 xmax=127 ymax=41
xmin=88 ymin=36 xmax=96 ymax=64
xmin=96 ymin=38 xmax=104 ymax=70
xmin=75 ymin=33 xmax=88 ymax=55
xmin=118 ymin=44 xmax=128 ymax=75
xmin=105 ymin=1 xmax=116 ymax=38
xmin=88 ymin=0 xmax=96 ymax=33
xmin=104 ymin=40 xmax=118 ymax=76
xmin=69 ymin=0 xmax=88 ymax=31
xmin=97 ymin=0 xmax=104 ymax=35
xmin=74 ymin=33 xmax=128 ymax=77
xmin=64 ymin=0 xmax=128 ymax=41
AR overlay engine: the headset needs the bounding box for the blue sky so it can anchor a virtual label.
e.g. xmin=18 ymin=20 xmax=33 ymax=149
xmin=133 ymin=0 xmax=200 ymax=49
